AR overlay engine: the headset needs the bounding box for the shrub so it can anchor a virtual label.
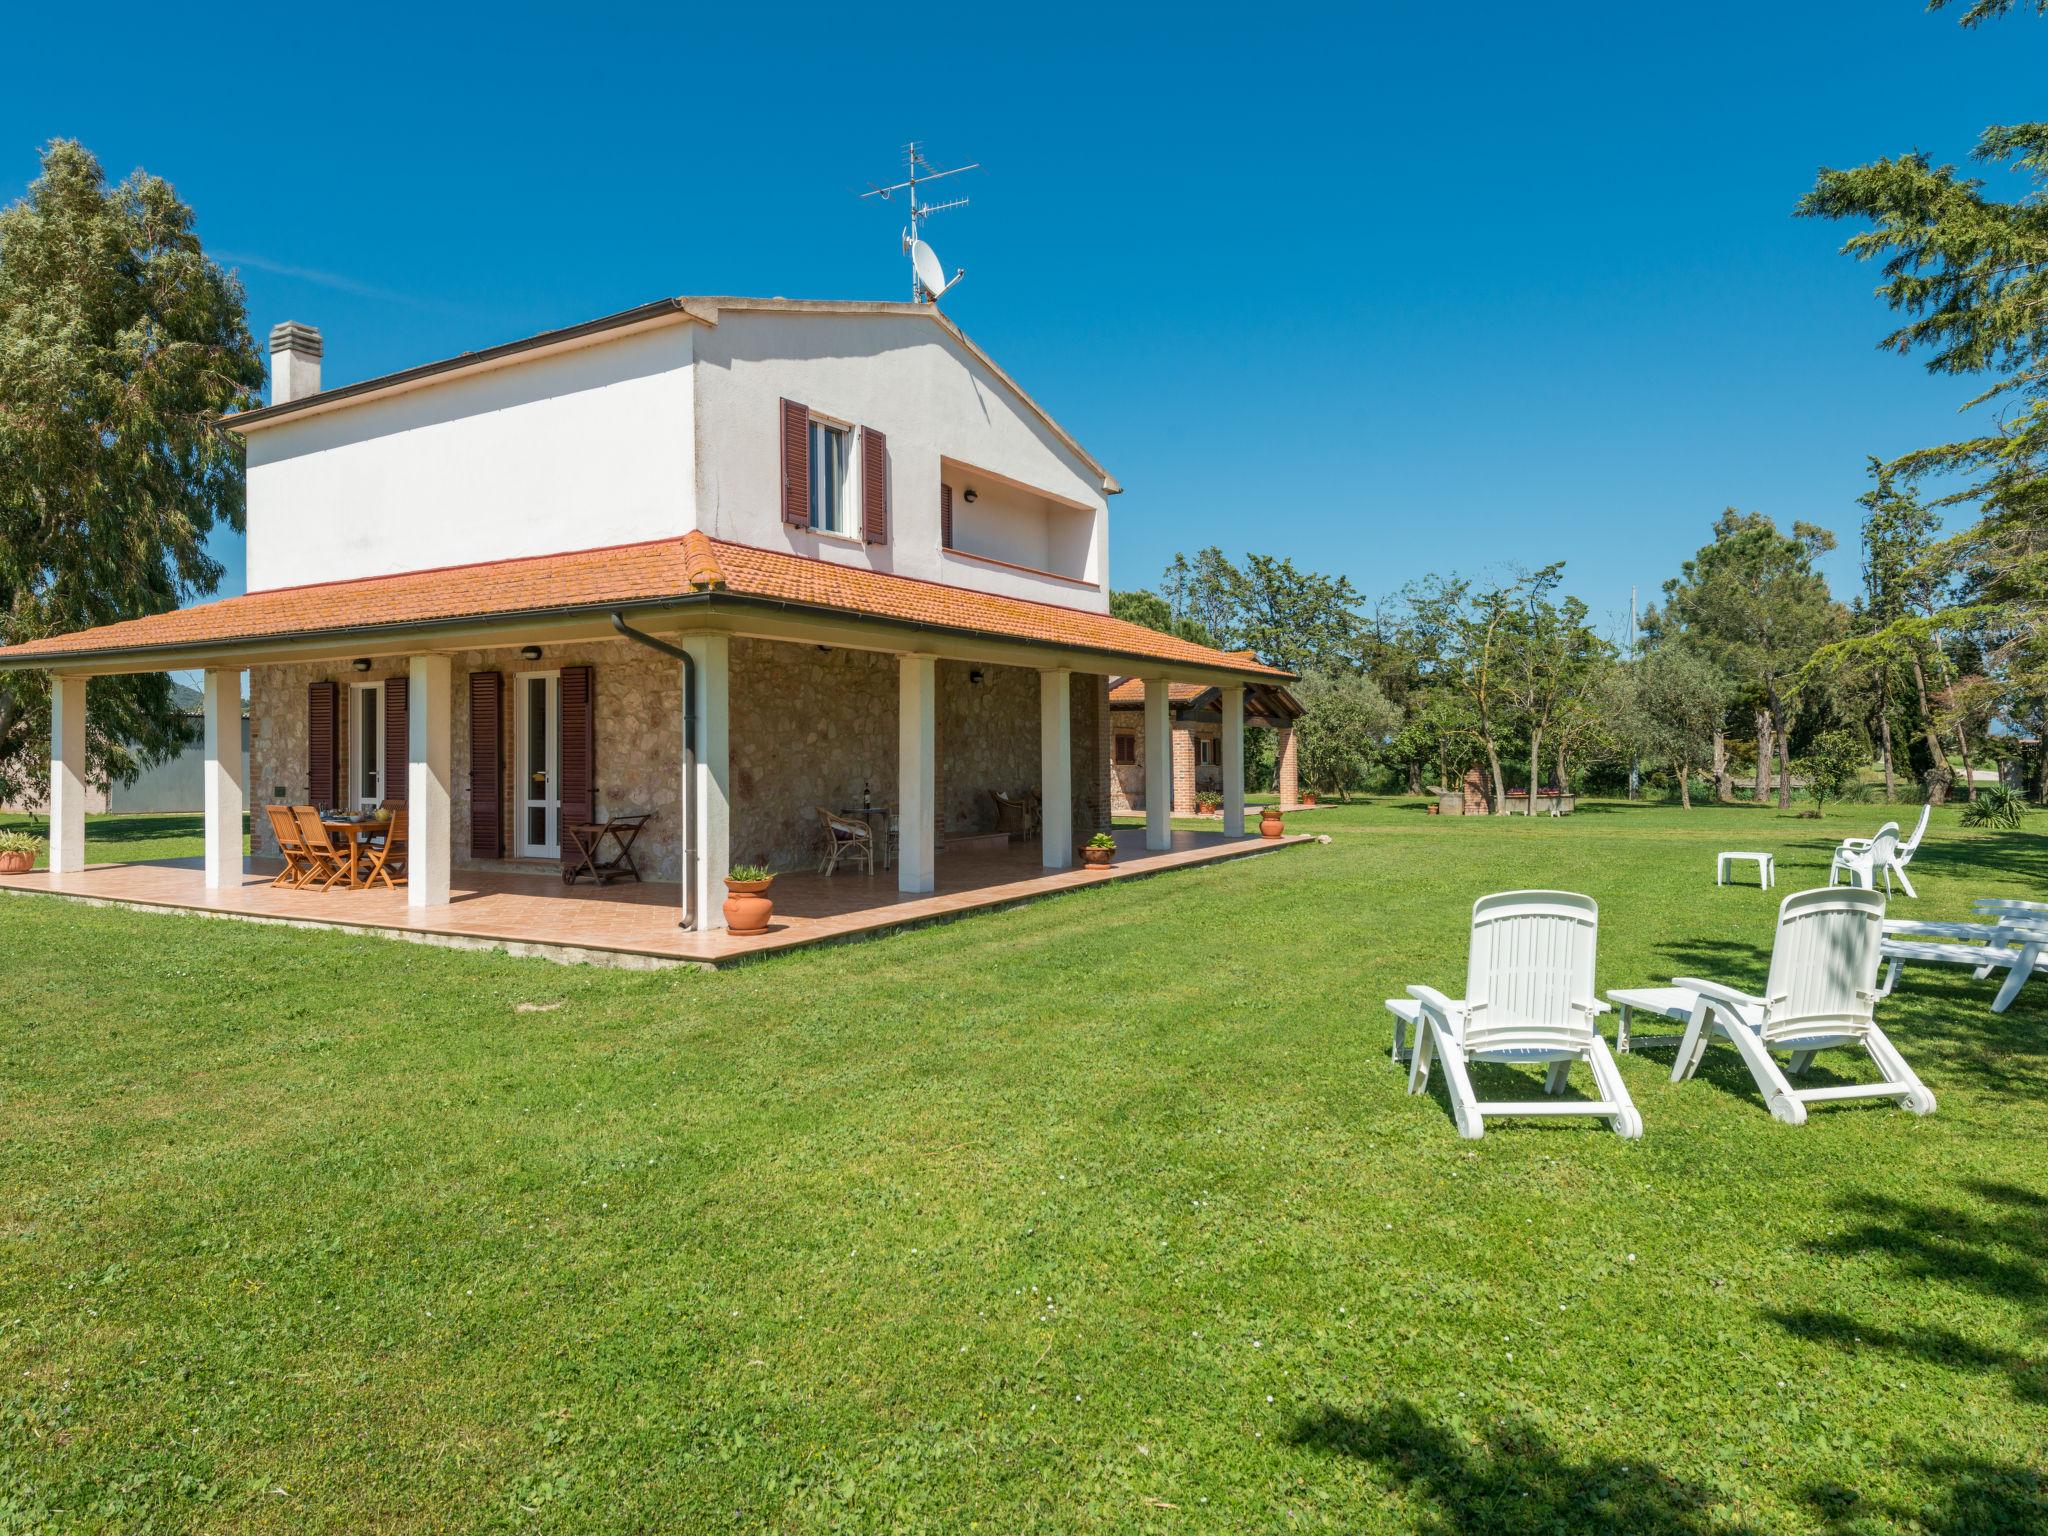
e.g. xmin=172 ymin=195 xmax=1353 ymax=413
xmin=1801 ymin=730 xmax=1867 ymax=813
xmin=0 ymin=829 xmax=42 ymax=856
xmin=1960 ymin=784 xmax=2028 ymax=830
xmin=1085 ymin=832 xmax=1117 ymax=851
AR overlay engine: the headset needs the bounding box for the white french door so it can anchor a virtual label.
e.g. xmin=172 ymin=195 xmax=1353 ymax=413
xmin=515 ymin=671 xmax=561 ymax=859
xmin=350 ymin=682 xmax=385 ymax=810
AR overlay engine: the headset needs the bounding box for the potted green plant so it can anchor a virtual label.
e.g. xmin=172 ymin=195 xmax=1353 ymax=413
xmin=1078 ymin=831 xmax=1118 ymax=868
xmin=0 ymin=829 xmax=39 ymax=874
xmin=722 ymin=862 xmax=776 ymax=934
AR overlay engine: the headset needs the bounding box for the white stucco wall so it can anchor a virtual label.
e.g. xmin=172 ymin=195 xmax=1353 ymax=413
xmin=244 ymin=323 xmax=696 ymax=591
xmin=241 ymin=305 xmax=1114 ymax=612
xmin=690 ymin=310 xmax=1111 ymax=611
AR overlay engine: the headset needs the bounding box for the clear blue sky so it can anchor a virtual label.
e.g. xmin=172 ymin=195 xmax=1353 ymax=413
xmin=7 ymin=2 xmax=2043 ymax=643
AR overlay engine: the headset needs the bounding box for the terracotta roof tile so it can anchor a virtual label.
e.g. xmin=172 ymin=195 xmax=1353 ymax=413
xmin=1107 ymin=678 xmax=1207 ymax=707
xmin=0 ymin=536 xmax=1294 ymax=681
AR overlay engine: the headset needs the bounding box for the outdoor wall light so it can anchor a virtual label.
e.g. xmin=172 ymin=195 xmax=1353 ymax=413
xmin=351 ymin=658 xmax=371 ymax=672
xmin=969 ymin=669 xmax=985 ymax=686
xmin=962 ymin=487 xmax=978 ymax=503
xmin=520 ymin=645 xmax=544 ymax=662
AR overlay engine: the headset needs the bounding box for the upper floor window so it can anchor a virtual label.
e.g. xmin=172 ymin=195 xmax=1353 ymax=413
xmin=810 ymin=419 xmax=851 ymax=535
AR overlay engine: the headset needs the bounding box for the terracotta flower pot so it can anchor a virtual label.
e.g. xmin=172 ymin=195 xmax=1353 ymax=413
xmin=1079 ymin=845 xmax=1115 ymax=868
xmin=1259 ymin=808 xmax=1285 ymax=839
xmin=722 ymin=876 xmax=775 ymax=935
xmin=0 ymin=850 xmax=32 ymax=874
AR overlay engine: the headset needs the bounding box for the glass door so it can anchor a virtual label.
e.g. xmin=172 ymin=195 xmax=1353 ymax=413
xmin=515 ymin=671 xmax=561 ymax=858
xmin=350 ymin=681 xmax=384 ymax=809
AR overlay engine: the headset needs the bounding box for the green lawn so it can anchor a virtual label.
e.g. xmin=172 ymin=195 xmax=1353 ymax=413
xmin=1 ymin=801 xmax=2043 ymax=1533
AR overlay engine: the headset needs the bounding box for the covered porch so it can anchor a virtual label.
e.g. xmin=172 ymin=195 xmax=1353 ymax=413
xmin=0 ymin=824 xmax=1309 ymax=967
xmin=9 ymin=533 xmax=1300 ymax=957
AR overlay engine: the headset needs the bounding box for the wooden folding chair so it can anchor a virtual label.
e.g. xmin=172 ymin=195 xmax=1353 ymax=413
xmin=264 ymin=804 xmax=314 ymax=888
xmin=292 ymin=806 xmax=354 ymax=891
xmin=359 ymin=809 xmax=407 ymax=892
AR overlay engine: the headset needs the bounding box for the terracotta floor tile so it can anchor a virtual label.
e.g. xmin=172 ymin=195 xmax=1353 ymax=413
xmin=0 ymin=828 xmax=1312 ymax=966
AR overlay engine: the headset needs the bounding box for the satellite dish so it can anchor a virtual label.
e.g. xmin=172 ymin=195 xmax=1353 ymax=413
xmin=909 ymin=237 xmax=961 ymax=301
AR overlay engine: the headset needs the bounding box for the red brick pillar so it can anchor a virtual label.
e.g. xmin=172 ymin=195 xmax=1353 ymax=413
xmin=1171 ymin=724 xmax=1197 ymax=816
xmin=1276 ymin=726 xmax=1299 ymax=810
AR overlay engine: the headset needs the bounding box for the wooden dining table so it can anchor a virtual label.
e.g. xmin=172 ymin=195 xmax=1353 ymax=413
xmin=320 ymin=814 xmax=384 ymax=890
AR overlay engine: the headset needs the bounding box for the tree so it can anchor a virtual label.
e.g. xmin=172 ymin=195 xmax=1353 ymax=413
xmin=1403 ymin=573 xmax=1550 ymax=812
xmin=1391 ymin=688 xmax=1482 ymax=795
xmin=1109 ymin=588 xmax=1216 ymax=648
xmin=1799 ymin=45 xmax=2048 ymax=799
xmin=0 ymin=140 xmax=263 ymax=803
xmin=1661 ymin=512 xmax=1846 ymax=809
xmin=1291 ymin=670 xmax=1400 ymax=802
xmin=1156 ymin=549 xmax=1363 ymax=674
xmin=1503 ymin=565 xmax=1607 ymax=813
xmin=1802 ymin=729 xmax=1867 ymax=814
xmin=1634 ymin=645 xmax=1730 ymax=809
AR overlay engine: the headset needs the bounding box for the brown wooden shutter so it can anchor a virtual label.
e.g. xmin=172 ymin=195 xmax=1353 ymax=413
xmin=559 ymin=664 xmax=597 ymax=831
xmin=940 ymin=482 xmax=953 ymax=548
xmin=382 ymin=676 xmax=409 ymax=804
xmin=468 ymin=671 xmax=503 ymax=858
xmin=307 ymin=681 xmax=339 ymax=808
xmin=860 ymin=426 xmax=889 ymax=544
xmin=780 ymin=398 xmax=810 ymax=527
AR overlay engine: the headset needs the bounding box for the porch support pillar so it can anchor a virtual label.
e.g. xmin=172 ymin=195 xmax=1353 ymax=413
xmin=1143 ymin=675 xmax=1172 ymax=852
xmin=202 ymin=669 xmax=245 ymax=888
xmin=407 ymin=653 xmax=453 ymax=909
xmin=1276 ymin=726 xmax=1300 ymax=810
xmin=1039 ymin=667 xmax=1072 ymax=868
xmin=47 ymin=674 xmax=86 ymax=874
xmin=898 ymin=653 xmax=937 ymax=893
xmin=1221 ymin=682 xmax=1246 ymax=836
xmin=683 ymin=635 xmax=730 ymax=931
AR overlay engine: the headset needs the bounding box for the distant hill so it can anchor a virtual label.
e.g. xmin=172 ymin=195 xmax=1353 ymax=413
xmin=168 ymin=681 xmax=204 ymax=712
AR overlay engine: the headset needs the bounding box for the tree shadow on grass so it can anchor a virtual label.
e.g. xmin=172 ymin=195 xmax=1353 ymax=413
xmin=1798 ymin=1453 xmax=2048 ymax=1535
xmin=1286 ymin=1399 xmax=1762 ymax=1535
xmin=1765 ymin=1182 xmax=2048 ymax=1408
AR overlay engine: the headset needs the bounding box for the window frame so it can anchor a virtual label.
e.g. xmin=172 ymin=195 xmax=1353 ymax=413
xmin=1113 ymin=733 xmax=1137 ymax=766
xmin=349 ymin=681 xmax=384 ymax=809
xmin=807 ymin=415 xmax=855 ymax=538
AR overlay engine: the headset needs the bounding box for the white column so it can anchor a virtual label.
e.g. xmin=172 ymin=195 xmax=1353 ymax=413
xmin=898 ymin=654 xmax=937 ymax=893
xmin=1221 ymin=682 xmax=1246 ymax=837
xmin=1143 ymin=675 xmax=1172 ymax=852
xmin=47 ymin=674 xmax=87 ymax=874
xmin=1039 ymin=668 xmax=1073 ymax=868
xmin=202 ymin=669 xmax=246 ymax=888
xmin=683 ymin=636 xmax=730 ymax=930
xmin=407 ymin=654 xmax=453 ymax=908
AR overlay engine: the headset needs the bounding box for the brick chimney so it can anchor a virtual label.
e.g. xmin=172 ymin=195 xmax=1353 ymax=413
xmin=268 ymin=321 xmax=323 ymax=405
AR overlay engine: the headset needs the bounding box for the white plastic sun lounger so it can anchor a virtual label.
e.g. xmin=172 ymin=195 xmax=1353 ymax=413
xmin=1654 ymin=886 xmax=1934 ymax=1125
xmin=1387 ymin=890 xmax=1639 ymax=1140
xmin=1880 ymin=900 xmax=2047 ymax=1014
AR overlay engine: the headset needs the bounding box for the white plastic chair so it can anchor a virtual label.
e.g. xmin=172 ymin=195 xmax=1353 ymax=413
xmin=1386 ymin=890 xmax=1640 ymax=1140
xmin=1669 ymin=886 xmax=1935 ymax=1124
xmin=1829 ymin=824 xmax=1906 ymax=896
xmin=1831 ymin=803 xmax=1929 ymax=897
xmin=1880 ymin=899 xmax=2046 ymax=1014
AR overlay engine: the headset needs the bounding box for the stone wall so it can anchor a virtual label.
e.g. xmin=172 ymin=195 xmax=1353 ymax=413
xmin=730 ymin=639 xmax=899 ymax=873
xmin=251 ymin=640 xmax=1114 ymax=883
xmin=249 ymin=638 xmax=685 ymax=880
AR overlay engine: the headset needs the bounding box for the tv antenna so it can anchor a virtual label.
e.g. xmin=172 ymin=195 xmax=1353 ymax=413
xmin=860 ymin=142 xmax=978 ymax=304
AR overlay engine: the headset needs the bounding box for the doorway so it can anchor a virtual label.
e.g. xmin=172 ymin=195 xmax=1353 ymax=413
xmin=514 ymin=671 xmax=561 ymax=858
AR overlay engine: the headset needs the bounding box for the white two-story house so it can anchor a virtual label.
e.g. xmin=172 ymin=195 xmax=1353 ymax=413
xmin=3 ymin=296 xmax=1292 ymax=942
